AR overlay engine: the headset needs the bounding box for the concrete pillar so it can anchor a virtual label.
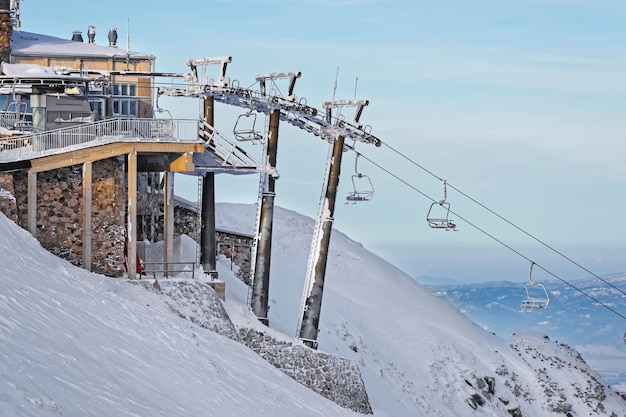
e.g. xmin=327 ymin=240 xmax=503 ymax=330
xmin=127 ymin=150 xmax=137 ymax=279
xmin=200 ymin=96 xmax=218 ymax=278
xmin=27 ymin=171 xmax=36 ymax=237
xmin=251 ymin=109 xmax=280 ymax=325
xmin=299 ymin=135 xmax=345 ymax=349
xmin=82 ymin=161 xmax=92 ymax=271
xmin=163 ymin=171 xmax=175 ymax=277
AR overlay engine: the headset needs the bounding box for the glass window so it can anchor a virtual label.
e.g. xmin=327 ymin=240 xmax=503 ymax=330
xmin=111 ymin=83 xmax=139 ymax=117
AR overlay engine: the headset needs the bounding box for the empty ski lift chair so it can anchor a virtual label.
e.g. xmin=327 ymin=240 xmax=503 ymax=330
xmin=152 ymin=109 xmax=175 ymax=138
xmin=521 ymin=261 xmax=550 ymax=310
xmin=233 ymin=110 xmax=263 ymax=142
xmin=346 ymin=153 xmax=374 ymax=203
xmin=426 ymin=180 xmax=457 ymax=231
xmin=151 ymin=93 xmax=176 ymax=138
xmin=1 ymin=100 xmax=28 ymax=130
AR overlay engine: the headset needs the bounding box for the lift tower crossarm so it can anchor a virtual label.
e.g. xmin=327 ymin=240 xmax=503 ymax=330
xmin=323 ymin=99 xmax=369 ymax=129
xmin=187 ymin=56 xmax=232 ymax=88
xmin=159 ymin=83 xmax=380 ymax=147
xmin=255 ymin=71 xmax=301 ymax=99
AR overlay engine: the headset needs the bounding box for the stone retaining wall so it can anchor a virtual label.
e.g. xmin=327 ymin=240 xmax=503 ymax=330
xmin=140 ymin=279 xmax=373 ymax=414
xmin=0 ymin=157 xmax=127 ymax=276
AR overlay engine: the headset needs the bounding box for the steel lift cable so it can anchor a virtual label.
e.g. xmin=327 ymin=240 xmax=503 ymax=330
xmin=376 ymin=140 xmax=626 ymax=298
xmin=354 ymin=150 xmax=626 ymax=322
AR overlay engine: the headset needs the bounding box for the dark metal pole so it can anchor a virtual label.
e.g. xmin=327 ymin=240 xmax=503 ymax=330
xmin=251 ymin=109 xmax=280 ymax=325
xmin=201 ymin=97 xmax=218 ymax=278
xmin=299 ymin=134 xmax=345 ymax=348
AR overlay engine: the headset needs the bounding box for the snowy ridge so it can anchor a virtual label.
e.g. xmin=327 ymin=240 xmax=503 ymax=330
xmin=426 ymin=276 xmax=626 ymax=391
xmin=1 ymin=203 xmax=626 ymax=416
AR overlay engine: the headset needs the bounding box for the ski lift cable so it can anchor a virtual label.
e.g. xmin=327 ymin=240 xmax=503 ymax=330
xmin=378 ymin=140 xmax=626 ymax=298
xmin=354 ymin=150 xmax=626 ymax=322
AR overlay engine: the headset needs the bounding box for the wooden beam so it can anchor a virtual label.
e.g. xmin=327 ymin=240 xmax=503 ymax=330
xmin=28 ymin=142 xmax=204 ymax=173
xmin=169 ymin=151 xmax=195 ymax=172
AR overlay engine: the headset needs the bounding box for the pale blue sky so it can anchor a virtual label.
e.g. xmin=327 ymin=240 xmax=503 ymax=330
xmin=19 ymin=0 xmax=626 ymax=282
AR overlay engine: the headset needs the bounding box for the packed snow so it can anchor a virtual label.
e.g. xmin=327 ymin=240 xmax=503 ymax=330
xmin=1 ymin=202 xmax=625 ymax=416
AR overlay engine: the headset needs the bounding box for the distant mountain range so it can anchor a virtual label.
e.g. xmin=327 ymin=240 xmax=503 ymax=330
xmin=422 ymin=274 xmax=626 ymax=390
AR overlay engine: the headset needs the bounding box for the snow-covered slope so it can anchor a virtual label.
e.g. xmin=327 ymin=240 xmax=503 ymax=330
xmin=2 ymin=203 xmax=626 ymax=416
xmin=216 ymin=202 xmax=626 ymax=416
xmin=424 ymin=277 xmax=626 ymax=391
xmin=0 ymin=213 xmax=361 ymax=417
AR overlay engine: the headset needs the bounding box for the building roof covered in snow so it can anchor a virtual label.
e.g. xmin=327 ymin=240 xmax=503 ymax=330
xmin=10 ymin=29 xmax=155 ymax=61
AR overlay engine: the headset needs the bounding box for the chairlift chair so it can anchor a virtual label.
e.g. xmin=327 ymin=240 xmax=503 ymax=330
xmin=426 ymin=180 xmax=457 ymax=231
xmin=521 ymin=261 xmax=550 ymax=310
xmin=1 ymin=100 xmax=28 ymax=130
xmin=346 ymin=153 xmax=374 ymax=203
xmin=233 ymin=110 xmax=263 ymax=142
xmin=152 ymin=93 xmax=176 ymax=137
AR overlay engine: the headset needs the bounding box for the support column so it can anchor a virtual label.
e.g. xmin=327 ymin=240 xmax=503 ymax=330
xmin=251 ymin=109 xmax=280 ymax=325
xmin=163 ymin=171 xmax=175 ymax=278
xmin=127 ymin=150 xmax=137 ymax=279
xmin=82 ymin=161 xmax=92 ymax=272
xmin=200 ymin=96 xmax=218 ymax=278
xmin=27 ymin=171 xmax=37 ymax=237
xmin=299 ymin=135 xmax=345 ymax=349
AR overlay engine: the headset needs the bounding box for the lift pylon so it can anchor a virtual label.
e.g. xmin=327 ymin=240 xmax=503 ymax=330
xmin=298 ymin=98 xmax=372 ymax=349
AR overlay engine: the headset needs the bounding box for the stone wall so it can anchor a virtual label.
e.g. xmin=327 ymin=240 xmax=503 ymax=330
xmin=174 ymin=205 xmax=199 ymax=242
xmin=0 ymin=166 xmax=255 ymax=278
xmin=238 ymin=328 xmax=373 ymax=414
xmin=140 ymin=279 xmax=373 ymax=414
xmin=216 ymin=230 xmax=252 ymax=283
xmin=0 ymin=157 xmax=127 ymax=276
xmin=90 ymin=158 xmax=127 ymax=275
xmin=0 ymin=172 xmax=18 ymax=223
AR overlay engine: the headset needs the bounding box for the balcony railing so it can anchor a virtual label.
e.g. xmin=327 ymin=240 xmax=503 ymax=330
xmin=0 ymin=118 xmax=202 ymax=162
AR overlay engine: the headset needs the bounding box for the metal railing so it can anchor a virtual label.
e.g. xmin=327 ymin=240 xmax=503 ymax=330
xmin=0 ymin=117 xmax=201 ymax=162
xmin=142 ymin=261 xmax=198 ymax=279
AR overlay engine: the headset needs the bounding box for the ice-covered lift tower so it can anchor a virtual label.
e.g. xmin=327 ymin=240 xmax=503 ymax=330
xmin=158 ymin=57 xmax=380 ymax=341
xmin=297 ymin=99 xmax=371 ymax=349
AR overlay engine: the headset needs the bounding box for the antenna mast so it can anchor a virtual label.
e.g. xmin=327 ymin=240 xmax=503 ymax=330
xmin=125 ymin=17 xmax=130 ymax=70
